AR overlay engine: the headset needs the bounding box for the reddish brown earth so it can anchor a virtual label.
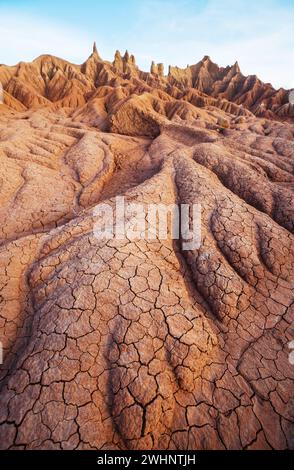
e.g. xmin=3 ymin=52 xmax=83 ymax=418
xmin=0 ymin=46 xmax=293 ymax=450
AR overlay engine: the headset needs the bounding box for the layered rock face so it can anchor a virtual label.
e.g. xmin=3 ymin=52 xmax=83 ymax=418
xmin=0 ymin=47 xmax=293 ymax=450
xmin=0 ymin=45 xmax=293 ymax=121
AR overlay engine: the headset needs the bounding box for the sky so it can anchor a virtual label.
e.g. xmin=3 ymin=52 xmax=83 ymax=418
xmin=0 ymin=0 xmax=293 ymax=89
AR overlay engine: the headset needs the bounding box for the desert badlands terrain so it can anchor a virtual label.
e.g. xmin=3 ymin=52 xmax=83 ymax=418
xmin=0 ymin=45 xmax=293 ymax=450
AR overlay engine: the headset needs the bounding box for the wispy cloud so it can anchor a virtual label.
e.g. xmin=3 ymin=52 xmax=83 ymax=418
xmin=0 ymin=10 xmax=94 ymax=65
xmin=129 ymin=0 xmax=294 ymax=89
xmin=0 ymin=0 xmax=293 ymax=89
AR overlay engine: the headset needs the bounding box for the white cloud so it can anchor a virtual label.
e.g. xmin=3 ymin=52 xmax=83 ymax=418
xmin=129 ymin=0 xmax=294 ymax=89
xmin=0 ymin=1 xmax=293 ymax=89
xmin=0 ymin=11 xmax=94 ymax=65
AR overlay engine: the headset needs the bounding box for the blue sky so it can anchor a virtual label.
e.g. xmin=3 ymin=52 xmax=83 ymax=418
xmin=0 ymin=0 xmax=293 ymax=89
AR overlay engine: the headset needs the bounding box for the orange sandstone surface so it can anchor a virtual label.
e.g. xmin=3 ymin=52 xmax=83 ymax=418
xmin=0 ymin=46 xmax=293 ymax=450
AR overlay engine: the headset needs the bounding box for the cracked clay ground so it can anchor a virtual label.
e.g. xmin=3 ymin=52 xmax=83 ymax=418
xmin=0 ymin=109 xmax=293 ymax=450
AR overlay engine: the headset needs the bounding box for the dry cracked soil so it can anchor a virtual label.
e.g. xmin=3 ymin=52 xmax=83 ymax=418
xmin=0 ymin=47 xmax=293 ymax=450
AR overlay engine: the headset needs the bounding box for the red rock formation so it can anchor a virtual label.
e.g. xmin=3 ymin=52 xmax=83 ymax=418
xmin=0 ymin=46 xmax=293 ymax=451
xmin=1 ymin=48 xmax=293 ymax=121
xmin=168 ymin=56 xmax=293 ymax=120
